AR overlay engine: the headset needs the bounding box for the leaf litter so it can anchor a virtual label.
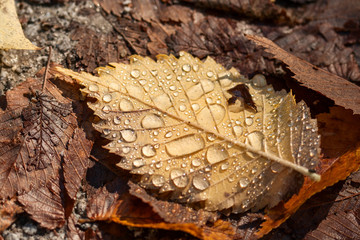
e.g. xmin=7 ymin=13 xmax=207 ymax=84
xmin=2 ymin=0 xmax=360 ymax=238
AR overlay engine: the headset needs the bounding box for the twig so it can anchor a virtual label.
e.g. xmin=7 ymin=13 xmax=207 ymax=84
xmin=42 ymin=46 xmax=52 ymax=91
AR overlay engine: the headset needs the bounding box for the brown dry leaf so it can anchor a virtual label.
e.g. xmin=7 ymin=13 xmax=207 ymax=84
xmin=256 ymin=107 xmax=360 ymax=237
xmin=0 ymin=0 xmax=39 ymax=50
xmin=0 ymin=77 xmax=73 ymax=198
xmin=0 ymin=74 xmax=92 ymax=228
xmin=262 ymin=22 xmax=360 ymax=82
xmin=70 ymin=27 xmax=131 ymax=73
xmin=18 ymin=177 xmax=65 ymax=229
xmin=87 ymin=178 xmax=234 ymax=240
xmin=180 ymin=0 xmax=291 ymax=24
xmin=246 ymin=34 xmax=360 ymax=115
xmin=56 ymin=52 xmax=321 ymax=215
xmin=0 ymin=198 xmax=23 ymax=233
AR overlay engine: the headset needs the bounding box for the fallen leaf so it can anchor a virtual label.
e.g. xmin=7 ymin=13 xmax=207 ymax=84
xmin=246 ymin=34 xmax=360 ymax=114
xmin=63 ymin=129 xmax=93 ymax=200
xmin=55 ymin=52 xmax=321 ymax=215
xmin=257 ymin=121 xmax=360 ymax=238
xmin=0 ymin=71 xmax=92 ymax=229
xmin=0 ymin=198 xmax=23 ymax=233
xmin=18 ymin=177 xmax=66 ymax=229
xmin=0 ymin=0 xmax=39 ymax=50
xmin=70 ymin=27 xmax=130 ymax=73
xmin=180 ymin=0 xmax=292 ymax=24
xmin=87 ymin=178 xmax=234 ymax=240
xmin=0 ymin=77 xmax=74 ymax=198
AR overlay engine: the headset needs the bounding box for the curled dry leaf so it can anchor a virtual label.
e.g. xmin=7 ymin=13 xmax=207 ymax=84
xmin=0 ymin=0 xmax=39 ymax=50
xmin=56 ymin=52 xmax=320 ymax=214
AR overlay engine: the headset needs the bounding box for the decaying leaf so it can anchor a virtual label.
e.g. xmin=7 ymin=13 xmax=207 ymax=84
xmin=0 ymin=0 xmax=39 ymax=50
xmin=56 ymin=52 xmax=320 ymax=214
xmin=0 ymin=70 xmax=92 ymax=229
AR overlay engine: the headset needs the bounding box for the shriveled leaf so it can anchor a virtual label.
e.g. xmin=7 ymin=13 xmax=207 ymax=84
xmin=18 ymin=177 xmax=65 ymax=229
xmin=0 ymin=0 xmax=39 ymax=50
xmin=246 ymin=34 xmax=360 ymax=114
xmin=56 ymin=52 xmax=320 ymax=215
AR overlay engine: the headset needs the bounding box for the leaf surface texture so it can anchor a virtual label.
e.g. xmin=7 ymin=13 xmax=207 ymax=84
xmin=56 ymin=52 xmax=320 ymax=213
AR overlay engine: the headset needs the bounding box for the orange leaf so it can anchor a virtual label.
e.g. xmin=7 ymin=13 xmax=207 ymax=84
xmin=256 ymin=144 xmax=360 ymax=237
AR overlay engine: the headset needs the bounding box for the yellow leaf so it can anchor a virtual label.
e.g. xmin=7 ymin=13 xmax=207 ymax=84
xmin=56 ymin=52 xmax=321 ymax=213
xmin=0 ymin=0 xmax=39 ymax=50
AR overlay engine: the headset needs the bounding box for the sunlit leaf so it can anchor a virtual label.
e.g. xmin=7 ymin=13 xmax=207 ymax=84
xmin=56 ymin=52 xmax=320 ymax=213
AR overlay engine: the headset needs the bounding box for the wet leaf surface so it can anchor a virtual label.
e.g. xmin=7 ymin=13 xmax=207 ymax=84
xmin=56 ymin=52 xmax=321 ymax=214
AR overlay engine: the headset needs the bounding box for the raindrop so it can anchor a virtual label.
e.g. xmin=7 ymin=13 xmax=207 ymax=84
xmin=239 ymin=178 xmax=250 ymax=188
xmin=170 ymin=169 xmax=189 ymax=188
xmin=119 ymin=99 xmax=134 ymax=111
xmin=155 ymin=162 xmax=163 ymax=169
xmin=206 ymin=145 xmax=229 ymax=164
xmin=103 ymin=94 xmax=112 ymax=103
xmin=130 ymin=69 xmax=140 ymax=78
xmin=89 ymin=84 xmax=99 ymax=92
xmin=220 ymin=162 xmax=229 ymax=171
xmin=122 ymin=146 xmax=131 ymax=154
xmin=191 ymin=103 xmax=200 ymax=111
xmin=191 ymin=158 xmax=202 ymax=167
xmin=152 ymin=175 xmax=165 ymax=187
xmin=113 ymin=116 xmax=121 ymax=125
xmin=150 ymin=70 xmax=158 ymax=76
xmin=141 ymin=114 xmax=165 ymax=129
xmin=245 ymin=117 xmax=253 ymax=126
xmin=165 ymin=131 xmax=173 ymax=138
xmin=142 ymin=145 xmax=156 ymax=157
xmin=271 ymin=163 xmax=284 ymax=173
xmin=207 ymin=71 xmax=214 ymax=78
xmin=139 ymin=79 xmax=147 ymax=85
xmin=192 ymin=175 xmax=210 ymax=190
xmin=169 ymin=85 xmax=177 ymax=91
xmin=103 ymin=129 xmax=111 ymax=135
xmin=165 ymin=134 xmax=205 ymax=157
xmin=102 ymin=105 xmax=111 ymax=113
xmin=120 ymin=129 xmax=137 ymax=142
xmin=179 ymin=104 xmax=186 ymax=112
xmin=182 ymin=64 xmax=191 ymax=72
xmin=133 ymin=158 xmax=145 ymax=168
xmin=233 ymin=126 xmax=243 ymax=136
